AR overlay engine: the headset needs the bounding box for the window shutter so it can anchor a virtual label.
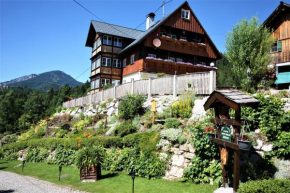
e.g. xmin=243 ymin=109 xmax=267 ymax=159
xmin=277 ymin=41 xmax=282 ymax=52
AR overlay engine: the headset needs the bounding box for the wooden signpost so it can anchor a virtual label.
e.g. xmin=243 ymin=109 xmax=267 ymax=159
xmin=204 ymin=90 xmax=259 ymax=192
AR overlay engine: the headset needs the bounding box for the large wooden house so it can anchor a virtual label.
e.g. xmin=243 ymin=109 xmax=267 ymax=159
xmin=85 ymin=1 xmax=221 ymax=93
xmin=263 ymin=1 xmax=290 ymax=88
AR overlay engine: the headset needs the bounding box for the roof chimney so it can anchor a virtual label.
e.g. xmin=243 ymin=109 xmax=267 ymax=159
xmin=146 ymin=12 xmax=155 ymax=30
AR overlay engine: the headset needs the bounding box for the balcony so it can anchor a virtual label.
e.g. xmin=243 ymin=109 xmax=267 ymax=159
xmin=123 ymin=58 xmax=217 ymax=76
xmin=159 ymin=36 xmax=209 ymax=58
xmin=91 ymin=45 xmax=122 ymax=58
xmin=91 ymin=67 xmax=122 ymax=78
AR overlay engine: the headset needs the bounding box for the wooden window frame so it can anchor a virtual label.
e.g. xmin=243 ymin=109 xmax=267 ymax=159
xmin=181 ymin=9 xmax=190 ymax=20
xmin=113 ymin=58 xmax=121 ymax=68
xmin=130 ymin=54 xmax=135 ymax=64
xmin=103 ymin=35 xmax=112 ymax=45
xmin=102 ymin=57 xmax=111 ymax=67
xmin=113 ymin=37 xmax=122 ymax=47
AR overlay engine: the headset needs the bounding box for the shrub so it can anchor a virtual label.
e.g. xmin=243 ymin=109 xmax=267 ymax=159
xmin=26 ymin=147 xmax=50 ymax=162
xmin=171 ymin=90 xmax=196 ymax=118
xmin=274 ymin=159 xmax=290 ymax=180
xmin=139 ymin=131 xmax=160 ymax=152
xmin=150 ymin=124 xmax=163 ymax=132
xmin=2 ymin=149 xmax=18 ymax=161
xmin=56 ymin=129 xmax=68 ymax=138
xmin=188 ymin=121 xmax=218 ymax=159
xmin=165 ymin=118 xmax=182 ymax=129
xmin=160 ymin=128 xmax=182 ymax=142
xmin=183 ymin=157 xmax=222 ymax=185
xmin=79 ymin=112 xmax=85 ymax=120
xmin=114 ymin=121 xmax=137 ymax=137
xmin=242 ymin=94 xmax=290 ymax=141
xmin=238 ymin=179 xmax=290 ymax=193
xmin=73 ymin=117 xmax=92 ymax=132
xmin=53 ymin=146 xmax=76 ymax=166
xmin=0 ymin=134 xmax=18 ymax=146
xmin=178 ymin=134 xmax=187 ymax=144
xmin=118 ymin=94 xmax=146 ymax=120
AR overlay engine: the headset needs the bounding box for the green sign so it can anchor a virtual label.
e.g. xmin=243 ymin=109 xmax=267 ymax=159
xmin=221 ymin=125 xmax=231 ymax=142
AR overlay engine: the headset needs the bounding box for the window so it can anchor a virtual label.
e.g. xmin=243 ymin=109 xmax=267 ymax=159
xmin=148 ymin=54 xmax=156 ymax=58
xmin=113 ymin=58 xmax=121 ymax=68
xmin=123 ymin=59 xmax=127 ymax=67
xmin=101 ymin=78 xmax=110 ymax=87
xmin=102 ymin=57 xmax=111 ymax=67
xmin=176 ymin=58 xmax=183 ymax=63
xmin=91 ymin=80 xmax=95 ymax=90
xmin=95 ymin=78 xmax=99 ymax=89
xmin=171 ymin=34 xmax=177 ymax=39
xmin=130 ymin=54 xmax=135 ymax=64
xmin=103 ymin=35 xmax=112 ymax=45
xmin=92 ymin=57 xmax=101 ymax=70
xmin=271 ymin=41 xmax=282 ymax=52
xmin=112 ymin=79 xmax=121 ymax=86
xmin=114 ymin=37 xmax=122 ymax=47
xmin=181 ymin=9 xmax=190 ymax=19
xmin=168 ymin=57 xmax=175 ymax=62
xmin=93 ymin=37 xmax=101 ymax=50
xmin=91 ymin=60 xmax=96 ymax=70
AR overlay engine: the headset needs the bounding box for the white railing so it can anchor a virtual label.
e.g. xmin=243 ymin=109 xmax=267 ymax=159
xmin=63 ymin=71 xmax=216 ymax=108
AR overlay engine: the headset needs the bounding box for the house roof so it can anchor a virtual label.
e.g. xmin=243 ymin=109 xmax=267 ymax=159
xmin=263 ymin=1 xmax=290 ymax=27
xmin=85 ymin=21 xmax=144 ymax=46
xmin=118 ymin=1 xmax=222 ymax=59
xmin=204 ymin=90 xmax=260 ymax=111
xmin=91 ymin=20 xmax=144 ymax=39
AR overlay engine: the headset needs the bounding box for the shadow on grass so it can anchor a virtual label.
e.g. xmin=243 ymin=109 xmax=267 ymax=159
xmin=100 ymin=172 xmax=119 ymax=180
xmin=0 ymin=166 xmax=8 ymax=170
xmin=0 ymin=190 xmax=15 ymax=193
xmin=0 ymin=161 xmax=8 ymax=164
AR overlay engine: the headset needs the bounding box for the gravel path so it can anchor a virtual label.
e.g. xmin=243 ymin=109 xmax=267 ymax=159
xmin=0 ymin=171 xmax=86 ymax=193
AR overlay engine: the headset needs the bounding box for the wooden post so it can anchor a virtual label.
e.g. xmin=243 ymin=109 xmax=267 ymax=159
xmin=131 ymin=78 xmax=134 ymax=94
xmin=173 ymin=75 xmax=177 ymax=97
xmin=233 ymin=150 xmax=240 ymax=192
xmin=148 ymin=78 xmax=152 ymax=99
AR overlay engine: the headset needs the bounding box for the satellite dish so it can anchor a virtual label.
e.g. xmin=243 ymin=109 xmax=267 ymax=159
xmin=153 ymin=38 xmax=161 ymax=48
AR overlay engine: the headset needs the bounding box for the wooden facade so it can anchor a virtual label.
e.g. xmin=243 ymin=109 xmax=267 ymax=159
xmin=264 ymin=2 xmax=290 ymax=64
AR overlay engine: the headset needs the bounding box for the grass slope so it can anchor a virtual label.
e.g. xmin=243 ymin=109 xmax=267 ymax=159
xmin=0 ymin=161 xmax=216 ymax=193
xmin=10 ymin=70 xmax=83 ymax=91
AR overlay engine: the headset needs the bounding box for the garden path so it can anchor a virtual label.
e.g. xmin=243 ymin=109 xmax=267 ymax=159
xmin=0 ymin=171 xmax=86 ymax=193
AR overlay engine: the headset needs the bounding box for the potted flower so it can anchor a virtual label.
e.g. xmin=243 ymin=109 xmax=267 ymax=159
xmin=204 ymin=126 xmax=216 ymax=141
xmin=75 ymin=144 xmax=105 ymax=182
xmin=238 ymin=122 xmax=258 ymax=151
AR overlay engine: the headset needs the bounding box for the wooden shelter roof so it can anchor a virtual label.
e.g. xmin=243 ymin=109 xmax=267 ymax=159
xmin=204 ymin=90 xmax=259 ymax=111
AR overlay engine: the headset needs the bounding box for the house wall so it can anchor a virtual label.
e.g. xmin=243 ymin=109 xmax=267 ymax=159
xmin=269 ymin=10 xmax=290 ymax=64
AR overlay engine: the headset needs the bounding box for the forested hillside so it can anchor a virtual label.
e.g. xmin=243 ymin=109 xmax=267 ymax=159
xmin=0 ymin=82 xmax=89 ymax=134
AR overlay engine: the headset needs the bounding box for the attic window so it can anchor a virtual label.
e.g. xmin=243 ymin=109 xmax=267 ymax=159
xmin=181 ymin=9 xmax=190 ymax=20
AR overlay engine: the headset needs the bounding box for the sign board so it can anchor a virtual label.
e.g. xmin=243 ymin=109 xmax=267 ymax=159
xmin=221 ymin=125 xmax=231 ymax=142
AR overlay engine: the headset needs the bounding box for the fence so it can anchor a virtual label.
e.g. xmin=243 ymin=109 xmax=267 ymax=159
xmin=63 ymin=71 xmax=216 ymax=108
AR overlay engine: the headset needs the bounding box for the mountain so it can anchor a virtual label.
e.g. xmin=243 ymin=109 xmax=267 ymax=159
xmin=6 ymin=70 xmax=83 ymax=91
xmin=0 ymin=74 xmax=37 ymax=86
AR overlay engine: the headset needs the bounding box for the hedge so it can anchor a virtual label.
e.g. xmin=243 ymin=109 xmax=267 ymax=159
xmin=239 ymin=179 xmax=290 ymax=193
xmin=0 ymin=133 xmax=146 ymax=152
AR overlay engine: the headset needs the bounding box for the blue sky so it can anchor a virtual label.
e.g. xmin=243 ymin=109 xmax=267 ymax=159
xmin=0 ymin=0 xmax=286 ymax=83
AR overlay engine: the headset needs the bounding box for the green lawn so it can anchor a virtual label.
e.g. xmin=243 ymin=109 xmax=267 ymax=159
xmin=0 ymin=160 xmax=217 ymax=193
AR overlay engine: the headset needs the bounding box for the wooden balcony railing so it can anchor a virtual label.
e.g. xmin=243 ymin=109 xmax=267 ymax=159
xmin=159 ymin=36 xmax=209 ymax=58
xmin=122 ymin=58 xmax=217 ymax=76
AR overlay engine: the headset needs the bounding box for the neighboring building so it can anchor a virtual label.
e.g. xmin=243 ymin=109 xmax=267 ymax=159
xmin=263 ymin=1 xmax=290 ymax=88
xmin=85 ymin=1 xmax=221 ymax=93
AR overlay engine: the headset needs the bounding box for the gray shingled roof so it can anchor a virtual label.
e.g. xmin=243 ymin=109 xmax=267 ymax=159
xmin=215 ymin=90 xmax=259 ymax=104
xmin=91 ymin=20 xmax=144 ymax=39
